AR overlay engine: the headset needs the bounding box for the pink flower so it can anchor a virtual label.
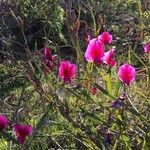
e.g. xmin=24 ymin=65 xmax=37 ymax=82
xmin=13 ymin=124 xmax=33 ymax=144
xmin=0 ymin=115 xmax=9 ymax=131
xmin=103 ymin=49 xmax=117 ymax=67
xmin=44 ymin=47 xmax=53 ymax=61
xmin=85 ymin=38 xmax=104 ymax=64
xmin=43 ymin=47 xmax=57 ymax=71
xmin=98 ymin=31 xmax=112 ymax=44
xmin=144 ymin=42 xmax=150 ymax=53
xmin=59 ymin=61 xmax=77 ymax=83
xmin=91 ymin=87 xmax=97 ymax=95
xmin=118 ymin=64 xmax=136 ymax=85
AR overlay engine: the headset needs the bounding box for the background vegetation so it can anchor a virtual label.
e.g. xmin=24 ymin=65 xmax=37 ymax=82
xmin=0 ymin=0 xmax=150 ymax=149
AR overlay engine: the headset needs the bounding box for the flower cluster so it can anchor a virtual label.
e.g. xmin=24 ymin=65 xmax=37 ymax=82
xmin=85 ymin=32 xmax=117 ymax=67
xmin=1 ymin=31 xmax=148 ymax=146
xmin=0 ymin=115 xmax=32 ymax=144
xmin=42 ymin=32 xmax=137 ymax=86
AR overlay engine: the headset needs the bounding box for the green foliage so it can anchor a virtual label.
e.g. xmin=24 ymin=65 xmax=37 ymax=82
xmin=18 ymin=0 xmax=64 ymax=41
xmin=0 ymin=139 xmax=8 ymax=150
xmin=0 ymin=0 xmax=150 ymax=149
xmin=0 ymin=64 xmax=25 ymax=97
xmin=19 ymin=0 xmax=64 ymax=30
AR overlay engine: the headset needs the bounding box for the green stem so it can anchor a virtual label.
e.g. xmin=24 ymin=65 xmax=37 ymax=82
xmin=88 ymin=1 xmax=97 ymax=35
xmin=145 ymin=53 xmax=150 ymax=88
xmin=124 ymin=85 xmax=139 ymax=114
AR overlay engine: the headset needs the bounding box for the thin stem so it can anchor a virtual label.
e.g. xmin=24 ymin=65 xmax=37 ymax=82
xmin=87 ymin=1 xmax=97 ymax=35
xmin=123 ymin=85 xmax=139 ymax=114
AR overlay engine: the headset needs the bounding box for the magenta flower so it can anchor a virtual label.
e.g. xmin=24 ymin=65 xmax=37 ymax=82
xmin=118 ymin=64 xmax=136 ymax=85
xmin=59 ymin=61 xmax=77 ymax=83
xmin=13 ymin=124 xmax=33 ymax=144
xmin=144 ymin=42 xmax=150 ymax=53
xmin=43 ymin=47 xmax=58 ymax=72
xmin=103 ymin=49 xmax=117 ymax=67
xmin=0 ymin=115 xmax=9 ymax=131
xmin=44 ymin=47 xmax=53 ymax=61
xmin=91 ymin=87 xmax=97 ymax=95
xmin=98 ymin=31 xmax=112 ymax=44
xmin=85 ymin=38 xmax=104 ymax=64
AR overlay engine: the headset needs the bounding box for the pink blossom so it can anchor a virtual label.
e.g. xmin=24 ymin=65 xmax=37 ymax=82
xmin=0 ymin=115 xmax=9 ymax=131
xmin=118 ymin=64 xmax=136 ymax=85
xmin=98 ymin=31 xmax=112 ymax=44
xmin=103 ymin=49 xmax=117 ymax=67
xmin=13 ymin=124 xmax=33 ymax=144
xmin=43 ymin=47 xmax=57 ymax=71
xmin=91 ymin=87 xmax=97 ymax=95
xmin=44 ymin=47 xmax=53 ymax=61
xmin=85 ymin=38 xmax=104 ymax=64
xmin=59 ymin=61 xmax=77 ymax=83
xmin=144 ymin=42 xmax=150 ymax=53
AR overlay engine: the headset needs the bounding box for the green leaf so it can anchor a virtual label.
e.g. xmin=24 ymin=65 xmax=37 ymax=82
xmin=142 ymin=138 xmax=147 ymax=150
xmin=122 ymin=135 xmax=129 ymax=142
xmin=128 ymin=108 xmax=140 ymax=117
xmin=82 ymin=137 xmax=100 ymax=149
xmin=95 ymin=83 xmax=115 ymax=99
xmin=114 ymin=79 xmax=121 ymax=97
xmin=105 ymin=73 xmax=112 ymax=95
xmin=27 ymin=102 xmax=52 ymax=146
xmin=86 ymin=62 xmax=94 ymax=75
xmin=122 ymin=135 xmax=131 ymax=150
xmin=1 ymin=132 xmax=18 ymax=144
xmin=117 ymin=114 xmax=123 ymax=122
xmin=113 ymin=139 xmax=118 ymax=150
xmin=80 ymin=108 xmax=103 ymax=123
xmin=128 ymin=108 xmax=147 ymax=122
xmin=0 ymin=139 xmax=8 ymax=150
